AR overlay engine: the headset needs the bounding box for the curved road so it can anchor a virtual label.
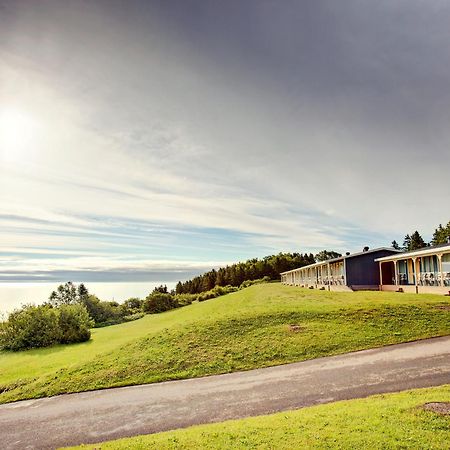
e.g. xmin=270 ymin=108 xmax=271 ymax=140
xmin=1 ymin=336 xmax=450 ymax=449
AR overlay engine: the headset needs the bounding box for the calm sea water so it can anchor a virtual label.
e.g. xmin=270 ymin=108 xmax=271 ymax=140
xmin=0 ymin=282 xmax=177 ymax=315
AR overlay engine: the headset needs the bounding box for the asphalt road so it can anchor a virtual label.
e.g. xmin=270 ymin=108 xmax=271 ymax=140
xmin=1 ymin=336 xmax=450 ymax=449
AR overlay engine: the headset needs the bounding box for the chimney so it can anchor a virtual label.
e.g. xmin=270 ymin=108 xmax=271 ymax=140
xmin=363 ymin=246 xmax=369 ymax=252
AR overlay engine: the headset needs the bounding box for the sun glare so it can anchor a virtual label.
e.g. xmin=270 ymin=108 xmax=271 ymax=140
xmin=0 ymin=108 xmax=37 ymax=162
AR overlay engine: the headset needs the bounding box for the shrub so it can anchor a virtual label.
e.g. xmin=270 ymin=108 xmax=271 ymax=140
xmin=58 ymin=304 xmax=93 ymax=344
xmin=122 ymin=297 xmax=143 ymax=312
xmin=174 ymin=294 xmax=194 ymax=307
xmin=123 ymin=312 xmax=145 ymax=322
xmin=81 ymin=295 xmax=123 ymax=326
xmin=0 ymin=303 xmax=93 ymax=351
xmin=240 ymin=276 xmax=271 ymax=289
xmin=142 ymin=293 xmax=179 ymax=314
xmin=0 ymin=305 xmax=60 ymax=351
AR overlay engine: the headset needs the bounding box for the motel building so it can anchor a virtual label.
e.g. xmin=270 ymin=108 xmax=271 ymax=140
xmin=375 ymin=243 xmax=450 ymax=295
xmin=281 ymin=243 xmax=450 ymax=295
xmin=280 ymin=247 xmax=401 ymax=292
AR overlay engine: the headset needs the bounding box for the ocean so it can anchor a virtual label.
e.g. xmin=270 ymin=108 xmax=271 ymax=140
xmin=0 ymin=281 xmax=178 ymax=315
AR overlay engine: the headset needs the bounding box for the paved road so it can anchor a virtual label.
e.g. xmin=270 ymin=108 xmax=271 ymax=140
xmin=1 ymin=336 xmax=450 ymax=449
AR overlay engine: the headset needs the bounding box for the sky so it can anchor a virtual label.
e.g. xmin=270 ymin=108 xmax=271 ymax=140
xmin=0 ymin=0 xmax=449 ymax=283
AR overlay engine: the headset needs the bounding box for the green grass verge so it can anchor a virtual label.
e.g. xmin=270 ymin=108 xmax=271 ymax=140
xmin=1 ymin=284 xmax=450 ymax=404
xmin=68 ymin=385 xmax=450 ymax=449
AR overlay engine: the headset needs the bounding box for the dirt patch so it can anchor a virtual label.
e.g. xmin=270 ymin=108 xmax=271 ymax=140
xmin=434 ymin=305 xmax=450 ymax=311
xmin=288 ymin=324 xmax=303 ymax=332
xmin=422 ymin=402 xmax=450 ymax=415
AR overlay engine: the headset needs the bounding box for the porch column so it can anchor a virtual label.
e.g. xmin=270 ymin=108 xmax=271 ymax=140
xmin=343 ymin=260 xmax=347 ymax=286
xmin=378 ymin=262 xmax=383 ymax=289
xmin=327 ymin=263 xmax=331 ymax=291
xmin=437 ymin=254 xmax=444 ymax=287
xmin=393 ymin=260 xmax=398 ymax=285
xmin=414 ymin=258 xmax=420 ymax=287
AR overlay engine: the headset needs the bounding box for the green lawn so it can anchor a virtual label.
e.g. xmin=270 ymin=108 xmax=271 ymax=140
xmin=68 ymin=385 xmax=450 ymax=449
xmin=1 ymin=283 xmax=450 ymax=404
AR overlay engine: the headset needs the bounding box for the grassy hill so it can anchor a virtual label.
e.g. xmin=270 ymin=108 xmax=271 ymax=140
xmin=1 ymin=283 xmax=450 ymax=404
xmin=69 ymin=385 xmax=450 ymax=449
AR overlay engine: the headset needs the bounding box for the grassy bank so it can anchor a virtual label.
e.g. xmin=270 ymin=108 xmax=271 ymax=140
xmin=1 ymin=284 xmax=450 ymax=404
xmin=69 ymin=385 xmax=450 ymax=449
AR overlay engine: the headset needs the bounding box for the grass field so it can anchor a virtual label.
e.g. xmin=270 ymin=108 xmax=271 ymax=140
xmin=1 ymin=283 xmax=450 ymax=404
xmin=69 ymin=385 xmax=450 ymax=449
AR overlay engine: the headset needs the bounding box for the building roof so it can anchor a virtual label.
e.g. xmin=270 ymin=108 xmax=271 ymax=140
xmin=280 ymin=247 xmax=400 ymax=275
xmin=375 ymin=243 xmax=450 ymax=262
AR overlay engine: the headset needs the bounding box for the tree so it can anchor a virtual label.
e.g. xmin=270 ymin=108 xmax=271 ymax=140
xmin=49 ymin=282 xmax=78 ymax=306
xmin=77 ymin=283 xmax=89 ymax=303
xmin=391 ymin=240 xmax=400 ymax=250
xmin=402 ymin=234 xmax=412 ymax=251
xmin=315 ymin=250 xmax=342 ymax=262
xmin=175 ymin=281 xmax=183 ymax=294
xmin=152 ymin=285 xmax=168 ymax=294
xmin=431 ymin=221 xmax=450 ymax=245
xmin=409 ymin=231 xmax=426 ymax=251
xmin=48 ymin=282 xmax=90 ymax=307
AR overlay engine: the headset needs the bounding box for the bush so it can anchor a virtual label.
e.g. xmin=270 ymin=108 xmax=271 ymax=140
xmin=240 ymin=276 xmax=271 ymax=289
xmin=0 ymin=303 xmax=92 ymax=351
xmin=173 ymin=285 xmax=239 ymax=304
xmin=142 ymin=293 xmax=179 ymax=314
xmin=123 ymin=312 xmax=145 ymax=322
xmin=0 ymin=305 xmax=60 ymax=351
xmin=174 ymin=294 xmax=194 ymax=307
xmin=58 ymin=304 xmax=93 ymax=344
xmin=122 ymin=297 xmax=143 ymax=312
xmin=81 ymin=295 xmax=124 ymax=327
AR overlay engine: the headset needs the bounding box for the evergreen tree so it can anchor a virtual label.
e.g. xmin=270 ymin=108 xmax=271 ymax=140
xmin=391 ymin=240 xmax=400 ymax=250
xmin=409 ymin=231 xmax=426 ymax=251
xmin=77 ymin=283 xmax=89 ymax=303
xmin=431 ymin=221 xmax=450 ymax=245
xmin=402 ymin=234 xmax=412 ymax=251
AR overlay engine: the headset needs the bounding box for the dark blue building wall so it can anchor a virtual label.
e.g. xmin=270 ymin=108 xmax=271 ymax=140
xmin=345 ymin=249 xmax=399 ymax=286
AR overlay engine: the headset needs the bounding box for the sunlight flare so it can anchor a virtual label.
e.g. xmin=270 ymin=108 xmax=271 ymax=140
xmin=0 ymin=108 xmax=38 ymax=162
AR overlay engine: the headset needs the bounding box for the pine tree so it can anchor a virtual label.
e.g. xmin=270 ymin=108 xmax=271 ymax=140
xmin=391 ymin=240 xmax=400 ymax=250
xmin=409 ymin=231 xmax=426 ymax=251
xmin=431 ymin=221 xmax=450 ymax=245
xmin=402 ymin=234 xmax=412 ymax=251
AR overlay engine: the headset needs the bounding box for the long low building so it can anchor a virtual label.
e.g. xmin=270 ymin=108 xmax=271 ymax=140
xmin=375 ymin=243 xmax=450 ymax=294
xmin=281 ymin=243 xmax=450 ymax=295
xmin=281 ymin=247 xmax=401 ymax=291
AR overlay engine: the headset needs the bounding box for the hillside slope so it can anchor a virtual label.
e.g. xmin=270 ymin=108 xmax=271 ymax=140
xmin=1 ymin=283 xmax=450 ymax=404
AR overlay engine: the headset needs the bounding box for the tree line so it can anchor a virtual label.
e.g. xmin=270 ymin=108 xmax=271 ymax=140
xmin=175 ymin=252 xmax=316 ymax=295
xmin=392 ymin=220 xmax=450 ymax=252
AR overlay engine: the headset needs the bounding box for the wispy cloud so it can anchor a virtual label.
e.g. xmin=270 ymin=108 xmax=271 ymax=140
xmin=1 ymin=0 xmax=449 ymax=282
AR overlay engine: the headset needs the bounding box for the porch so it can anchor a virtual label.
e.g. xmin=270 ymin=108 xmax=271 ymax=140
xmin=376 ymin=245 xmax=450 ymax=295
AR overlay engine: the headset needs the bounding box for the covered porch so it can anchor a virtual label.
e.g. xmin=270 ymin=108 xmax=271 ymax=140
xmin=376 ymin=244 xmax=450 ymax=295
xmin=280 ymin=259 xmax=349 ymax=291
